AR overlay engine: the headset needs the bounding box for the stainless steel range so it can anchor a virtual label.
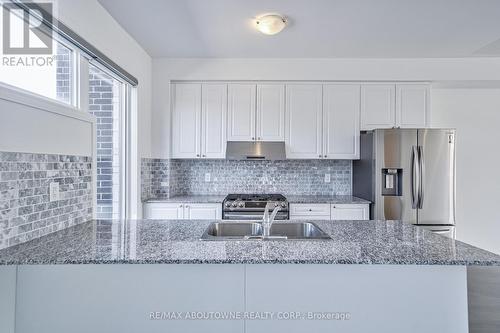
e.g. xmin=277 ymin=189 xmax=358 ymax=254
xmin=222 ymin=194 xmax=289 ymax=220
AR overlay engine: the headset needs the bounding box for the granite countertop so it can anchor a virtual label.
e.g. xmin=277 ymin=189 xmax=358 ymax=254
xmin=143 ymin=195 xmax=370 ymax=204
xmin=1 ymin=219 xmax=499 ymax=266
xmin=286 ymin=195 xmax=371 ymax=204
xmin=143 ymin=195 xmax=226 ymax=203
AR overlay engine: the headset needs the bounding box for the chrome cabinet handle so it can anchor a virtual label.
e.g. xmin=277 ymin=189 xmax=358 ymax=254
xmin=417 ymin=146 xmax=424 ymax=209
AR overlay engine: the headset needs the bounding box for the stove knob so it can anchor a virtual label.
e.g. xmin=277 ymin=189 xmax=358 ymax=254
xmin=274 ymin=202 xmax=279 ymax=207
xmin=238 ymin=202 xmax=244 ymax=208
xmin=281 ymin=202 xmax=286 ymax=208
xmin=231 ymin=202 xmax=237 ymax=207
xmin=225 ymin=202 xmax=231 ymax=207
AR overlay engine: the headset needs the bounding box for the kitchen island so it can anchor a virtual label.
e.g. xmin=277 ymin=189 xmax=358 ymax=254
xmin=1 ymin=219 xmax=499 ymax=333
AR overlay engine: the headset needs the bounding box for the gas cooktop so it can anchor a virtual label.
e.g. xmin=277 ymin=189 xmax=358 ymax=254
xmin=224 ymin=194 xmax=287 ymax=202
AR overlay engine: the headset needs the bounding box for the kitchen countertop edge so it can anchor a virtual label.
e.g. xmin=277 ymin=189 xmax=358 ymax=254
xmin=143 ymin=195 xmax=371 ymax=204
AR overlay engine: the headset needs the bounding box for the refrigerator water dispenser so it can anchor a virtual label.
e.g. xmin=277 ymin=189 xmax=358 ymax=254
xmin=381 ymin=168 xmax=402 ymax=196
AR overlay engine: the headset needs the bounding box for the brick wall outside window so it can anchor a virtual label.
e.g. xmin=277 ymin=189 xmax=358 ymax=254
xmin=56 ymin=54 xmax=121 ymax=219
xmin=88 ymin=66 xmax=121 ymax=219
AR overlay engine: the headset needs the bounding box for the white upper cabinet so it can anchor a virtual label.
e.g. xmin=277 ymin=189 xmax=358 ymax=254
xmin=256 ymin=84 xmax=285 ymax=141
xmin=323 ymin=84 xmax=360 ymax=159
xmin=201 ymin=84 xmax=227 ymax=158
xmin=172 ymin=83 xmax=201 ymax=158
xmin=172 ymin=83 xmax=227 ymax=159
xmin=285 ymin=84 xmax=323 ymax=159
xmin=360 ymin=84 xmax=396 ymax=130
xmin=361 ymin=83 xmax=430 ymax=130
xmin=172 ymin=81 xmax=428 ymax=160
xmin=227 ymin=84 xmax=256 ymax=141
xmin=396 ymin=84 xmax=429 ymax=128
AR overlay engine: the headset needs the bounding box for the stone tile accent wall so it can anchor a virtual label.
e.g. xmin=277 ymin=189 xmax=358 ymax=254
xmin=0 ymin=152 xmax=93 ymax=249
xmin=141 ymin=158 xmax=352 ymax=199
xmin=141 ymin=158 xmax=171 ymax=200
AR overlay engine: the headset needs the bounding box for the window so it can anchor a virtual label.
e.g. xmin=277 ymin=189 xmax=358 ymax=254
xmin=88 ymin=63 xmax=126 ymax=219
xmin=0 ymin=40 xmax=75 ymax=105
xmin=0 ymin=1 xmax=137 ymax=220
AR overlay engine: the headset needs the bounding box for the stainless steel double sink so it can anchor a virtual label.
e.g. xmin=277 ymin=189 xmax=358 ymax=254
xmin=200 ymin=222 xmax=331 ymax=241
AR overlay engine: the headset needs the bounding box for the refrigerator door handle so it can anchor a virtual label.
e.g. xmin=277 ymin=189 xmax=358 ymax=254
xmin=417 ymin=145 xmax=424 ymax=209
xmin=410 ymin=146 xmax=419 ymax=209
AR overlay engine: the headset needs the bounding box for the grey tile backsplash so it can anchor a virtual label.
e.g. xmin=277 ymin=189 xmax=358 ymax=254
xmin=141 ymin=158 xmax=352 ymax=200
xmin=0 ymin=152 xmax=93 ymax=249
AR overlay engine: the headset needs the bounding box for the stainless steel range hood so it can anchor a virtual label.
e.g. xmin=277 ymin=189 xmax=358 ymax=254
xmin=226 ymin=141 xmax=286 ymax=160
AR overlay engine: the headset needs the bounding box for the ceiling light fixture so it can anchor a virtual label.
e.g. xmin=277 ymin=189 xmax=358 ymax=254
xmin=255 ymin=14 xmax=287 ymax=35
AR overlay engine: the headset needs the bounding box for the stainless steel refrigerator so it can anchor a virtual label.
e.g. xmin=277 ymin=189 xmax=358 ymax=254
xmin=353 ymin=129 xmax=456 ymax=238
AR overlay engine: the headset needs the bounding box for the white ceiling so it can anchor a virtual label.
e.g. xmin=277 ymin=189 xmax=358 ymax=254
xmin=98 ymin=0 xmax=500 ymax=58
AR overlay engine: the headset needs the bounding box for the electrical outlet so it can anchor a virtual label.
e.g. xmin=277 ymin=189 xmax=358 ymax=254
xmin=49 ymin=182 xmax=60 ymax=202
xmin=160 ymin=182 xmax=168 ymax=187
xmin=324 ymin=173 xmax=331 ymax=183
xmin=205 ymin=173 xmax=211 ymax=182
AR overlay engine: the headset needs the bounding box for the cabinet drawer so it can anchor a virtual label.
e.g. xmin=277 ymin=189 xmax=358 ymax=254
xmin=289 ymin=204 xmax=331 ymax=220
xmin=331 ymin=204 xmax=369 ymax=220
xmin=143 ymin=203 xmax=184 ymax=219
xmin=184 ymin=203 xmax=222 ymax=220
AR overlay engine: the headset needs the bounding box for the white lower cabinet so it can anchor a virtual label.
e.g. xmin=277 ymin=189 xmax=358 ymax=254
xmin=331 ymin=204 xmax=369 ymax=220
xmin=144 ymin=202 xmax=222 ymax=220
xmin=144 ymin=202 xmax=184 ymax=219
xmin=183 ymin=203 xmax=222 ymax=220
xmin=289 ymin=204 xmax=331 ymax=220
xmin=290 ymin=203 xmax=369 ymax=220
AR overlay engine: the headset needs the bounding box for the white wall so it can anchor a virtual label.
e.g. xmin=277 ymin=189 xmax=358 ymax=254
xmin=431 ymin=88 xmax=500 ymax=254
xmin=151 ymin=57 xmax=500 ymax=157
xmin=0 ymin=85 xmax=94 ymax=156
xmin=56 ymin=0 xmax=153 ymax=218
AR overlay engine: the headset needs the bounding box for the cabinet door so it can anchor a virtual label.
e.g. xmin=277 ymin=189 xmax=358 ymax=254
xmin=143 ymin=203 xmax=184 ymax=219
xmin=227 ymin=84 xmax=256 ymax=141
xmin=285 ymin=84 xmax=323 ymax=159
xmin=184 ymin=203 xmax=222 ymax=220
xmin=323 ymin=84 xmax=360 ymax=159
xmin=360 ymin=85 xmax=396 ymax=130
xmin=289 ymin=204 xmax=331 ymax=220
xmin=396 ymin=84 xmax=429 ymax=128
xmin=256 ymin=84 xmax=285 ymax=141
xmin=201 ymin=84 xmax=227 ymax=159
xmin=331 ymin=204 xmax=369 ymax=220
xmin=172 ymin=84 xmax=201 ymax=158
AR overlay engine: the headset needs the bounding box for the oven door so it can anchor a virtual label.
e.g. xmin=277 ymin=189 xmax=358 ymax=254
xmin=223 ymin=211 xmax=289 ymax=220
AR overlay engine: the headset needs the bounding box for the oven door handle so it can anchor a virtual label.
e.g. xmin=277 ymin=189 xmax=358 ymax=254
xmin=223 ymin=212 xmax=288 ymax=220
xmin=223 ymin=214 xmax=264 ymax=220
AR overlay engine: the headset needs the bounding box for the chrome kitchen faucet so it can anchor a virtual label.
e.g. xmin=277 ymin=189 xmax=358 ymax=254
xmin=262 ymin=202 xmax=282 ymax=238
